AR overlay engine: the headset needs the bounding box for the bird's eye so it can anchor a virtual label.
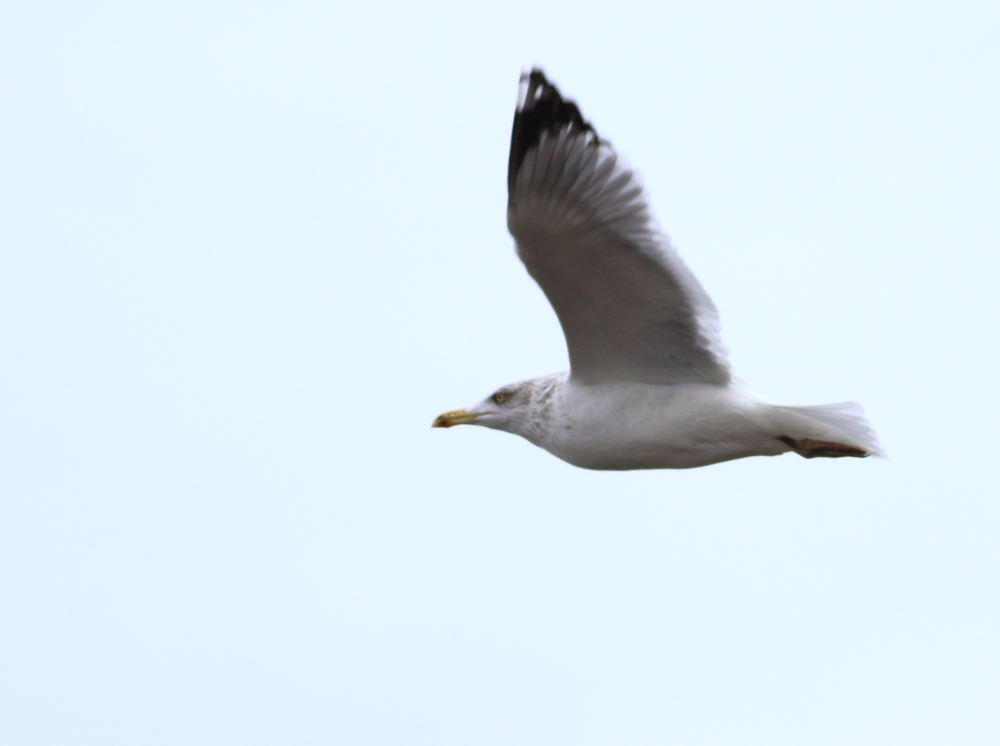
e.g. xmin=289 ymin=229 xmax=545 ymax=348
xmin=493 ymin=392 xmax=506 ymax=403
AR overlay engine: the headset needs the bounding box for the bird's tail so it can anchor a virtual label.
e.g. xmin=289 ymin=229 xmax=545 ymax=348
xmin=775 ymin=402 xmax=884 ymax=459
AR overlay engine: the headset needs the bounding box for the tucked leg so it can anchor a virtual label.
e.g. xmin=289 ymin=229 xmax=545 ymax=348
xmin=778 ymin=435 xmax=869 ymax=459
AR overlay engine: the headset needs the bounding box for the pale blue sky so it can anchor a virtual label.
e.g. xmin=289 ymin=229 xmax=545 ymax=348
xmin=1 ymin=1 xmax=998 ymax=744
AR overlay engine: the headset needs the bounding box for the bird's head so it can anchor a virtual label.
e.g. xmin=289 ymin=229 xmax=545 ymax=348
xmin=432 ymin=377 xmax=555 ymax=440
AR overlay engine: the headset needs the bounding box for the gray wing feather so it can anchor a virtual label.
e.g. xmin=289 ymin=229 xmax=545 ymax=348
xmin=507 ymin=70 xmax=730 ymax=386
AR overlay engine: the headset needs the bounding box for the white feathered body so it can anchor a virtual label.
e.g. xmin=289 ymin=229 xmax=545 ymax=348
xmin=516 ymin=375 xmax=878 ymax=470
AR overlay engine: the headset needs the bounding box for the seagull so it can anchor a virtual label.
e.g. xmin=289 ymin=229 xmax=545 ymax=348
xmin=433 ymin=69 xmax=881 ymax=470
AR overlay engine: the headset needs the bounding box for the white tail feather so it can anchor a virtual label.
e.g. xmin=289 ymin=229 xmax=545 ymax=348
xmin=779 ymin=402 xmax=885 ymax=458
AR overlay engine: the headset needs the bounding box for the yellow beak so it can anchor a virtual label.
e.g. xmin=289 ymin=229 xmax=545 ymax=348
xmin=432 ymin=408 xmax=480 ymax=428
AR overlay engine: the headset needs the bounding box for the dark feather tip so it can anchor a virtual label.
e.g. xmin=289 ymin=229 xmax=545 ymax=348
xmin=507 ymin=69 xmax=601 ymax=194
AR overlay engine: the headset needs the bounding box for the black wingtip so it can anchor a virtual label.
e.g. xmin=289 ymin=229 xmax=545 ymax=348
xmin=507 ymin=68 xmax=600 ymax=194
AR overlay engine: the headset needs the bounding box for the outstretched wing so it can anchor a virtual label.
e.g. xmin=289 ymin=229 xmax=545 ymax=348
xmin=507 ymin=69 xmax=730 ymax=386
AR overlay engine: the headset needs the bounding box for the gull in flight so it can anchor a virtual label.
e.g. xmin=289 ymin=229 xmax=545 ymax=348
xmin=433 ymin=69 xmax=881 ymax=470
